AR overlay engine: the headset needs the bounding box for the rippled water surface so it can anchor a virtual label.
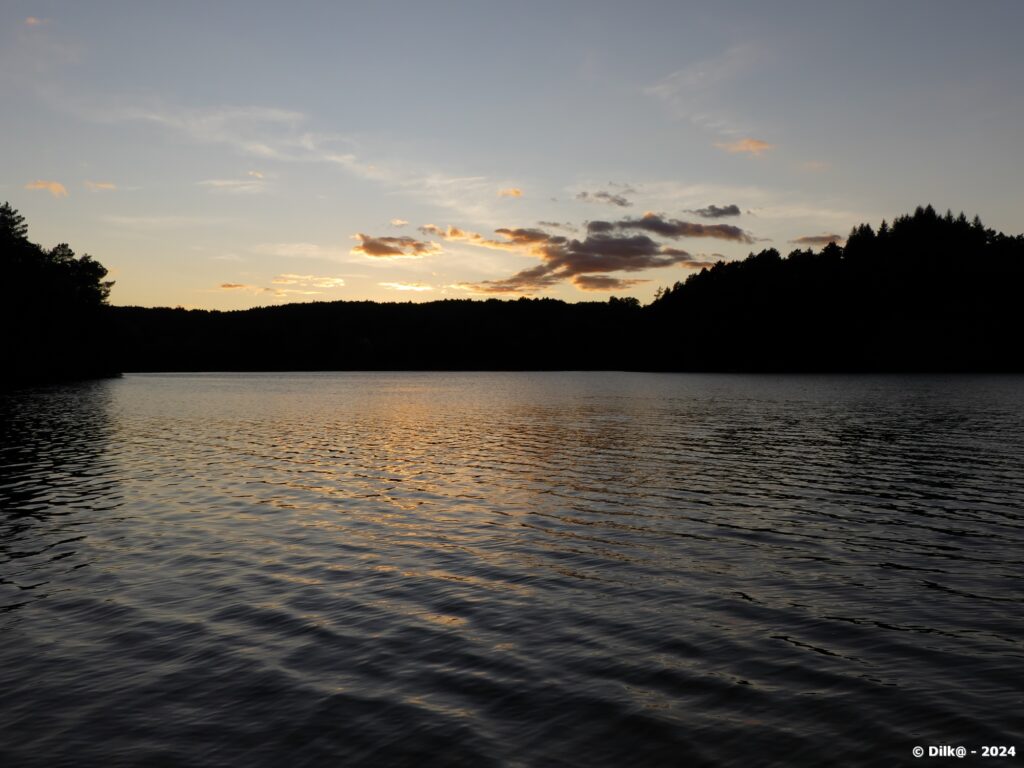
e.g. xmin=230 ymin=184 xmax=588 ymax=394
xmin=1 ymin=373 xmax=1022 ymax=767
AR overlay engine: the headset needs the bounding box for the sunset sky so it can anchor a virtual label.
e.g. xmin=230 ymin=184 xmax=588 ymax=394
xmin=3 ymin=1 xmax=1023 ymax=309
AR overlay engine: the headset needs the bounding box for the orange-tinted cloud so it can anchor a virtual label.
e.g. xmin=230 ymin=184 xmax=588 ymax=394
xmin=498 ymin=187 xmax=523 ymax=198
xmin=199 ymin=178 xmax=264 ymax=194
xmin=379 ymin=282 xmax=433 ymax=292
xmin=219 ymin=279 xmax=331 ymax=297
xmin=272 ymin=274 xmax=346 ymax=288
xmin=390 ymin=218 xmax=409 ymax=227
xmin=84 ymin=181 xmax=117 ymax=191
xmin=351 ymin=233 xmax=441 ymax=258
xmin=790 ymin=233 xmax=844 ymax=246
xmin=572 ymin=275 xmax=648 ymax=291
xmin=24 ymin=17 xmax=48 ymax=26
xmin=25 ymin=180 xmax=68 ymax=198
xmin=715 ymin=138 xmax=774 ymax=156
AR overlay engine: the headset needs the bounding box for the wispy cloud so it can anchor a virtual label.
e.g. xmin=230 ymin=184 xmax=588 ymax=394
xmin=537 ymin=221 xmax=577 ymax=231
xmin=272 ymin=274 xmax=346 ymax=288
xmin=790 ymin=233 xmax=844 ymax=246
xmin=24 ymin=17 xmax=49 ymax=27
xmin=715 ymin=138 xmax=774 ymax=156
xmin=645 ymin=44 xmax=761 ymax=138
xmin=379 ymin=282 xmax=433 ymax=292
xmin=103 ymin=214 xmax=234 ymax=229
xmin=218 ymin=274 xmax=341 ymax=297
xmin=92 ymin=104 xmax=308 ymax=160
xmin=198 ymin=178 xmax=266 ymax=194
xmin=24 ymin=180 xmax=68 ymax=198
xmin=390 ymin=218 xmax=409 ymax=227
xmin=77 ymin=99 xmax=514 ymax=221
xmin=498 ymin=187 xmax=523 ymax=198
xmin=84 ymin=180 xmax=116 ymax=191
xmin=576 ymin=190 xmax=632 ymax=207
xmin=253 ymin=242 xmax=348 ymax=261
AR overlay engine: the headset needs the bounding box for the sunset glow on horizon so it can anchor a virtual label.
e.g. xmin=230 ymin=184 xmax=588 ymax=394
xmin=3 ymin=2 xmax=1023 ymax=309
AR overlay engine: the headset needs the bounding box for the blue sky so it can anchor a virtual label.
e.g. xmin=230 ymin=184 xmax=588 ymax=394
xmin=3 ymin=1 xmax=1022 ymax=308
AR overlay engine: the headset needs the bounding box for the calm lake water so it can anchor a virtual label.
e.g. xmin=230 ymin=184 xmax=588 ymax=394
xmin=1 ymin=373 xmax=1022 ymax=767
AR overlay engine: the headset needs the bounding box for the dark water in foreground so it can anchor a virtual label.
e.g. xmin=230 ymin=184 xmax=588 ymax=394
xmin=1 ymin=373 xmax=1022 ymax=767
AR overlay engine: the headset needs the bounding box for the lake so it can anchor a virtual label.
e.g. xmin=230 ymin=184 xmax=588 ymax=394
xmin=1 ymin=373 xmax=1022 ymax=767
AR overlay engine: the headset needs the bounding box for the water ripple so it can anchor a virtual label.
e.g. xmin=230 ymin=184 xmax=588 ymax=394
xmin=1 ymin=373 xmax=1022 ymax=767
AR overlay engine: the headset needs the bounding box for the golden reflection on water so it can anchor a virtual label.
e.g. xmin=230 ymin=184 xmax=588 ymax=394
xmin=3 ymin=373 xmax=1023 ymax=767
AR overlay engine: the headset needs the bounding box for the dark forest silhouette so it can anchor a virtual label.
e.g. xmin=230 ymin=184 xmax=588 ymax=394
xmin=647 ymin=205 xmax=1024 ymax=370
xmin=2 ymin=202 xmax=117 ymax=386
xmin=3 ymin=202 xmax=1022 ymax=383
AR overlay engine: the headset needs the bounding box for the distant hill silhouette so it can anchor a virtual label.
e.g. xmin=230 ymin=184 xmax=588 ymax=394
xmin=4 ymin=202 xmax=1023 ymax=382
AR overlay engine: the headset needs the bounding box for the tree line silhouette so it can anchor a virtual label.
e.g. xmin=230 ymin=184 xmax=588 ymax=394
xmin=3 ymin=202 xmax=1022 ymax=384
xmin=2 ymin=202 xmax=117 ymax=386
xmin=648 ymin=205 xmax=1024 ymax=370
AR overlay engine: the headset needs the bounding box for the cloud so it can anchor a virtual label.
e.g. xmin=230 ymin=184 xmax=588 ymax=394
xmin=498 ymin=187 xmax=523 ymax=198
xmin=596 ymin=212 xmax=753 ymax=243
xmin=379 ymin=282 xmax=433 ymax=292
xmin=458 ymin=264 xmax=563 ymax=294
xmin=572 ymin=275 xmax=648 ymax=291
xmin=715 ymin=138 xmax=774 ymax=156
xmin=576 ymin=190 xmax=632 ymax=207
xmin=271 ymin=274 xmax=346 ymax=288
xmin=218 ymin=278 xmax=333 ymax=297
xmin=690 ymin=204 xmax=740 ymax=219
xmin=537 ymin=221 xmax=576 ymax=231
xmin=253 ymin=242 xmax=347 ymax=260
xmin=390 ymin=218 xmax=409 ymax=227
xmin=789 ymin=233 xmax=844 ymax=246
xmin=104 ymin=214 xmax=235 ymax=229
xmin=24 ymin=17 xmax=48 ymax=26
xmin=94 ymin=105 xmax=308 ymax=159
xmin=493 ymin=227 xmax=560 ymax=246
xmin=198 ymin=178 xmax=265 ymax=194
xmin=70 ymin=98 xmax=504 ymax=220
xmin=247 ymin=170 xmax=264 ymax=178
xmin=461 ymin=227 xmax=695 ymax=294
xmin=24 ymin=180 xmax=68 ymax=198
xmin=647 ymin=44 xmax=757 ymax=102
xmin=351 ymin=233 xmax=441 ymax=259
xmin=645 ymin=44 xmax=762 ymax=137
xmin=84 ymin=181 xmax=117 ymax=191
xmin=419 ymin=224 xmax=566 ymax=253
